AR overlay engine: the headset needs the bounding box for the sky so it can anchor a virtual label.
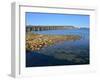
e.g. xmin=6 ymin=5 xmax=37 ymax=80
xmin=26 ymin=12 xmax=90 ymax=28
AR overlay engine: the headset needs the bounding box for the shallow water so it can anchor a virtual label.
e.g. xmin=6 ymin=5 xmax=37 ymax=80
xmin=26 ymin=29 xmax=89 ymax=67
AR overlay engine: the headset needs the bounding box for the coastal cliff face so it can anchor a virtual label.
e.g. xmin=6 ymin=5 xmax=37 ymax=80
xmin=26 ymin=25 xmax=79 ymax=32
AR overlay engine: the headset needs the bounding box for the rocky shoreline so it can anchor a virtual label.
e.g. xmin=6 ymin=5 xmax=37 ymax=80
xmin=26 ymin=33 xmax=81 ymax=51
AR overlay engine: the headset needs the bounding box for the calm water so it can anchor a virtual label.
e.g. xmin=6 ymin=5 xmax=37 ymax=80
xmin=26 ymin=29 xmax=89 ymax=67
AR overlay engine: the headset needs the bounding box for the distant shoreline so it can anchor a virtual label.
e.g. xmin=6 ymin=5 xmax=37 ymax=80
xmin=26 ymin=25 xmax=81 ymax=32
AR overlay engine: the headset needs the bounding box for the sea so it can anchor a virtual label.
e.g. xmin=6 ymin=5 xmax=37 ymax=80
xmin=26 ymin=28 xmax=89 ymax=67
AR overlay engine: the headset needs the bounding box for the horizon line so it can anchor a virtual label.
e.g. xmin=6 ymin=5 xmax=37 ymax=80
xmin=26 ymin=25 xmax=89 ymax=28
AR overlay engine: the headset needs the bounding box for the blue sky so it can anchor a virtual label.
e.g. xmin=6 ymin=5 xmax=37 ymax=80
xmin=26 ymin=12 xmax=90 ymax=28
